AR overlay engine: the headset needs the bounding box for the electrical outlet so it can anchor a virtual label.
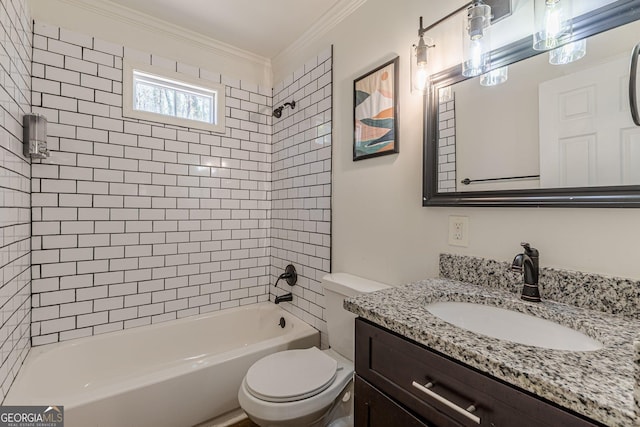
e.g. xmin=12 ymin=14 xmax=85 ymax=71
xmin=448 ymin=216 xmax=469 ymax=247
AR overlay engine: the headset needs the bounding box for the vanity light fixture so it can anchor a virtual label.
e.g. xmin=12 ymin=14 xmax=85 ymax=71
xmin=533 ymin=0 xmax=573 ymax=51
xmin=548 ymin=38 xmax=586 ymax=65
xmin=412 ymin=1 xmax=510 ymax=86
xmin=412 ymin=17 xmax=435 ymax=94
xmin=462 ymin=0 xmax=493 ymax=77
xmin=480 ymin=65 xmax=508 ymax=86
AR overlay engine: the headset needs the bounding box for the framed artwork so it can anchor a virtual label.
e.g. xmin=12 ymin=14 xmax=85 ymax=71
xmin=353 ymin=56 xmax=399 ymax=161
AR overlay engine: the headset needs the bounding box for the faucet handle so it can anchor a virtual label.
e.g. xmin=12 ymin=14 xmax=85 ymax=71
xmin=520 ymin=242 xmax=539 ymax=257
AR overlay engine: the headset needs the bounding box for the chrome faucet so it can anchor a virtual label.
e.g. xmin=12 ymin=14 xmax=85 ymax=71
xmin=274 ymin=293 xmax=293 ymax=304
xmin=510 ymin=242 xmax=541 ymax=302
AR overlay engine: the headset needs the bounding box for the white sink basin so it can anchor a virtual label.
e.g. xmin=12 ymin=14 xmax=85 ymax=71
xmin=426 ymin=302 xmax=603 ymax=351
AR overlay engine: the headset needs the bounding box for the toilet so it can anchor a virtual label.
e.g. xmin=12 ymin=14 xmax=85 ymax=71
xmin=238 ymin=273 xmax=390 ymax=427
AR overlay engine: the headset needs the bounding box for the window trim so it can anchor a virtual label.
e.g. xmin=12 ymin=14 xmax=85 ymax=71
xmin=123 ymin=60 xmax=226 ymax=134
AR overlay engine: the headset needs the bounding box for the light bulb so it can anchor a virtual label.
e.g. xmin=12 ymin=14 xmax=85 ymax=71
xmin=470 ymin=40 xmax=483 ymax=69
xmin=463 ymin=37 xmax=490 ymax=77
xmin=533 ymin=0 xmax=573 ymax=51
xmin=412 ymin=34 xmax=433 ymax=93
xmin=462 ymin=1 xmax=492 ymax=77
xmin=414 ymin=62 xmax=429 ymax=92
xmin=543 ymin=2 xmax=563 ymax=39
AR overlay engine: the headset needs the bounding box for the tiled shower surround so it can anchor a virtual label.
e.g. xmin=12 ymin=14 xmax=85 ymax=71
xmin=438 ymin=92 xmax=456 ymax=193
xmin=271 ymin=47 xmax=332 ymax=347
xmin=0 ymin=0 xmax=32 ymax=400
xmin=28 ymin=22 xmax=333 ymax=346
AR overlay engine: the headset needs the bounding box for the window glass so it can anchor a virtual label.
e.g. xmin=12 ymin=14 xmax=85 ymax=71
xmin=123 ymin=61 xmax=226 ymax=133
xmin=133 ymin=71 xmax=215 ymax=125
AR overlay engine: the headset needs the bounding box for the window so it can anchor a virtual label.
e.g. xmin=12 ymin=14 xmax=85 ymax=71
xmin=123 ymin=61 xmax=226 ymax=133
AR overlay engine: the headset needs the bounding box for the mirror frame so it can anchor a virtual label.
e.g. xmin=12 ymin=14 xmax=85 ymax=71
xmin=424 ymin=0 xmax=640 ymax=207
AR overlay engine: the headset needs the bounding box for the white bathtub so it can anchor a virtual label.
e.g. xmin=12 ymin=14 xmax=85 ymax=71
xmin=5 ymin=302 xmax=319 ymax=427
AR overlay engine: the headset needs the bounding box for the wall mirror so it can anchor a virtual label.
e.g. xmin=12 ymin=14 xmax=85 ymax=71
xmin=424 ymin=0 xmax=640 ymax=207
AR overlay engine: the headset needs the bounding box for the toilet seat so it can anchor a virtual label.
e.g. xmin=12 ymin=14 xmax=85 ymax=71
xmin=245 ymin=347 xmax=338 ymax=403
xmin=238 ymin=348 xmax=354 ymax=426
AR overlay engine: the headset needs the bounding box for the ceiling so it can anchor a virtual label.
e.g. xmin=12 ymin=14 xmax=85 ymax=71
xmin=107 ymin=0 xmax=343 ymax=59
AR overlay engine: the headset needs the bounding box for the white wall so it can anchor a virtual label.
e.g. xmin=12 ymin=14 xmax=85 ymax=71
xmin=273 ymin=0 xmax=640 ymax=284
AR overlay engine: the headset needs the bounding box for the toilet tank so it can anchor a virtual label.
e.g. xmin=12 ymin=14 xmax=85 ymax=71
xmin=322 ymin=273 xmax=390 ymax=361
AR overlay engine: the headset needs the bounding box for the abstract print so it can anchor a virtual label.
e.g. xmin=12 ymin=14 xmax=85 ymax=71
xmin=354 ymin=57 xmax=398 ymax=160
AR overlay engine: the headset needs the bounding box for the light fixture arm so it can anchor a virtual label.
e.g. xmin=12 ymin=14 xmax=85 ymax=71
xmin=416 ymin=16 xmax=436 ymax=51
xmin=418 ymin=16 xmax=427 ymax=38
xmin=420 ymin=3 xmax=473 ymax=35
xmin=419 ymin=0 xmax=511 ymax=35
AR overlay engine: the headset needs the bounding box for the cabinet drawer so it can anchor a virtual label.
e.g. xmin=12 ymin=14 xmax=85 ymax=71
xmin=355 ymin=375 xmax=430 ymax=427
xmin=355 ymin=318 xmax=601 ymax=427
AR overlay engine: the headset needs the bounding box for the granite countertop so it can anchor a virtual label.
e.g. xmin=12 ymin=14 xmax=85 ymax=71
xmin=345 ymin=278 xmax=640 ymax=426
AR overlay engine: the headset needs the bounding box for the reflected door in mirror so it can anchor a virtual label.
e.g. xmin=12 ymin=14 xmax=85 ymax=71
xmin=540 ymin=54 xmax=640 ymax=187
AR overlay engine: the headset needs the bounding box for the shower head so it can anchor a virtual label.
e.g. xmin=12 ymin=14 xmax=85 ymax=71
xmin=272 ymin=100 xmax=296 ymax=119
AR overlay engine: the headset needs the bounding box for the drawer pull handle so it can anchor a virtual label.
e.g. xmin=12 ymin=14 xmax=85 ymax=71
xmin=411 ymin=381 xmax=481 ymax=424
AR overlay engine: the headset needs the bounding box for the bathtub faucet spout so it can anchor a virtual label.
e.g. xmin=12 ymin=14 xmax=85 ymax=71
xmin=274 ymin=293 xmax=293 ymax=304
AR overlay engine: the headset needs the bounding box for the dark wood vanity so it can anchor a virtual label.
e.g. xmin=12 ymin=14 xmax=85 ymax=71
xmin=354 ymin=318 xmax=603 ymax=427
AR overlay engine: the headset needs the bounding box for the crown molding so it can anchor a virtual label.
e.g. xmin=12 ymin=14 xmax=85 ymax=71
xmin=272 ymin=0 xmax=367 ymax=70
xmin=53 ymin=0 xmax=271 ymax=69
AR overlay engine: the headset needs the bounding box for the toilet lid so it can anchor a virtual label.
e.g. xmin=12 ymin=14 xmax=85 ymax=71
xmin=245 ymin=347 xmax=338 ymax=403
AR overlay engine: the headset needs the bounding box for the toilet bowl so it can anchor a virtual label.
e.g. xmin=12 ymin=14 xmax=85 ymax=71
xmin=238 ymin=273 xmax=390 ymax=427
xmin=237 ymin=348 xmax=352 ymax=427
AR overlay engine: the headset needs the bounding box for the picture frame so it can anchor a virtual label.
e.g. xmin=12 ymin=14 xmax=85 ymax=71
xmin=353 ymin=56 xmax=399 ymax=161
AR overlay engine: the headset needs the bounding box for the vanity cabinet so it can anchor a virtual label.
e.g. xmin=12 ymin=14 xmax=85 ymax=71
xmin=354 ymin=318 xmax=602 ymax=427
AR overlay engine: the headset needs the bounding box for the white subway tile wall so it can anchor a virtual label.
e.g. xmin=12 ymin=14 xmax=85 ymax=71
xmin=271 ymin=47 xmax=332 ymax=348
xmin=0 ymin=0 xmax=32 ymax=401
xmin=30 ymin=23 xmax=277 ymax=345
xmin=438 ymin=97 xmax=456 ymax=192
